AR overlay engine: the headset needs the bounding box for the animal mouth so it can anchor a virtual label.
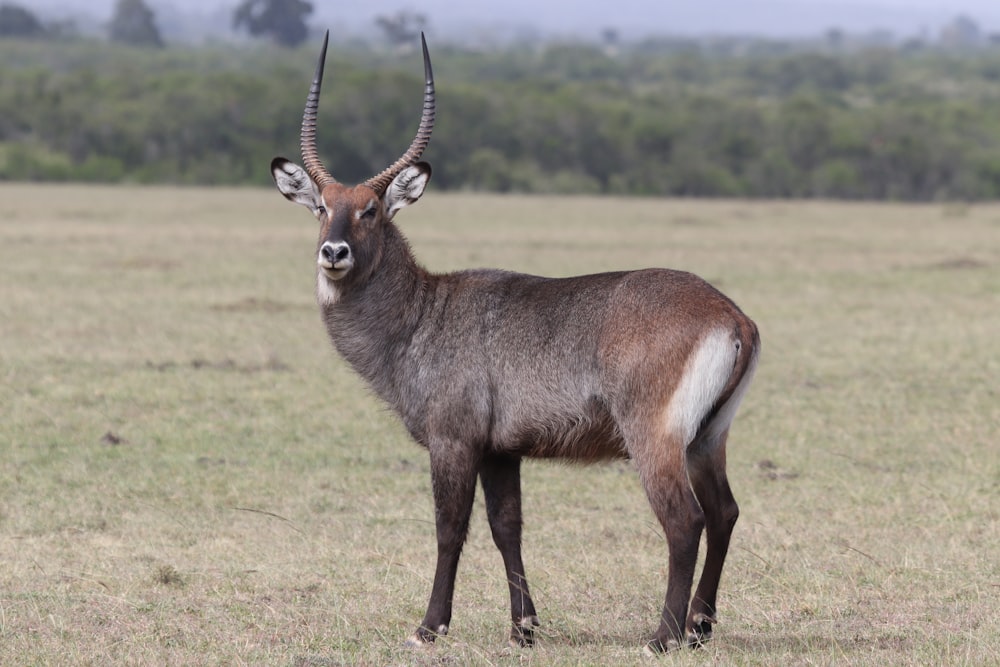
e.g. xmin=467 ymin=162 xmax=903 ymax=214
xmin=318 ymin=256 xmax=353 ymax=280
xmin=320 ymin=265 xmax=349 ymax=281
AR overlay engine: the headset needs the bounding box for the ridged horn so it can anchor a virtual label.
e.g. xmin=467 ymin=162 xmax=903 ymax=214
xmin=364 ymin=32 xmax=436 ymax=195
xmin=300 ymin=30 xmax=336 ymax=189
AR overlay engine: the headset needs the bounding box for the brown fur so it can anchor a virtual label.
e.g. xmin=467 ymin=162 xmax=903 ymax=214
xmin=298 ymin=190 xmax=759 ymax=650
xmin=269 ymin=34 xmax=760 ymax=653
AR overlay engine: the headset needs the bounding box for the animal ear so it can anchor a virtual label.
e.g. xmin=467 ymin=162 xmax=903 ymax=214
xmin=385 ymin=162 xmax=431 ymax=219
xmin=271 ymin=157 xmax=323 ymax=216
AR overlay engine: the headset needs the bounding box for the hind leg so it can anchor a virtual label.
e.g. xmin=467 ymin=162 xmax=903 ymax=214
xmin=686 ymin=430 xmax=739 ymax=644
xmin=635 ymin=435 xmax=706 ymax=653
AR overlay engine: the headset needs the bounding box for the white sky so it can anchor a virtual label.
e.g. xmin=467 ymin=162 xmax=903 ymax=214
xmin=42 ymin=0 xmax=994 ymax=10
xmin=28 ymin=0 xmax=1000 ymax=38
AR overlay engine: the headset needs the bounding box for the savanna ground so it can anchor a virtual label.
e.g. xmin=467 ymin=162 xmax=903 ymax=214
xmin=1 ymin=183 xmax=997 ymax=665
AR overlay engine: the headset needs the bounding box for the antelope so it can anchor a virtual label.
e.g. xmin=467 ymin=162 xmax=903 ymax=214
xmin=270 ymin=31 xmax=760 ymax=654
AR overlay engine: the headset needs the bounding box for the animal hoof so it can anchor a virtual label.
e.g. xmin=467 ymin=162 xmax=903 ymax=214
xmin=643 ymin=637 xmax=682 ymax=655
xmin=688 ymin=612 xmax=717 ymax=645
xmin=403 ymin=634 xmax=431 ymax=649
xmin=691 ymin=612 xmax=718 ymax=626
xmin=509 ymin=615 xmax=540 ymax=647
xmin=404 ymin=624 xmax=447 ymax=648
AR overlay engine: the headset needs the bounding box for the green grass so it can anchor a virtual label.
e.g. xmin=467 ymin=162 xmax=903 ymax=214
xmin=1 ymin=184 xmax=997 ymax=665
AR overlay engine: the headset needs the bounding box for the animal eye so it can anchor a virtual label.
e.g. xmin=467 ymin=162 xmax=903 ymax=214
xmin=361 ymin=206 xmax=376 ymax=219
xmin=316 ymin=206 xmax=327 ymax=218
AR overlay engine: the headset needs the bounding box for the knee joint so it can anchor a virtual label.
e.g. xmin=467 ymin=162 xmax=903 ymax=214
xmin=723 ymin=503 xmax=739 ymax=530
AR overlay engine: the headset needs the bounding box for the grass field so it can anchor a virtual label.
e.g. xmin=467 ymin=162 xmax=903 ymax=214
xmin=1 ymin=183 xmax=997 ymax=665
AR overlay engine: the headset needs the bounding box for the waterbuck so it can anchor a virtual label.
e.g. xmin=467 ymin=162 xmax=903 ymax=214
xmin=269 ymin=31 xmax=760 ymax=654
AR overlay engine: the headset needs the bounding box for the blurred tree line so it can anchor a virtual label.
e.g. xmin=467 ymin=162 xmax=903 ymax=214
xmin=4 ymin=33 xmax=1000 ymax=199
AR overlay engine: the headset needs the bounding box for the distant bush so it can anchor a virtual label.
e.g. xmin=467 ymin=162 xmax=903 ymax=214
xmin=4 ymin=38 xmax=1000 ymax=199
xmin=0 ymin=3 xmax=44 ymax=39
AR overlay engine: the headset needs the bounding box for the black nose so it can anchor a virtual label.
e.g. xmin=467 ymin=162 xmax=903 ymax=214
xmin=321 ymin=242 xmax=350 ymax=264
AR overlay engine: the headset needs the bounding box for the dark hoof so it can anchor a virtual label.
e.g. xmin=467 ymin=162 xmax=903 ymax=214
xmin=643 ymin=637 xmax=683 ymax=655
xmin=404 ymin=624 xmax=448 ymax=648
xmin=509 ymin=615 xmax=540 ymax=647
xmin=688 ymin=612 xmax=717 ymax=646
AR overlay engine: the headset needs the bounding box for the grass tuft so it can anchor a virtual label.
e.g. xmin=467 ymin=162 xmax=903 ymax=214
xmin=154 ymin=565 xmax=186 ymax=588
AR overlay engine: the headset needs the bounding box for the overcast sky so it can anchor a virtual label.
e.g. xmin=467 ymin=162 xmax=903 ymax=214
xmin=29 ymin=0 xmax=1000 ymax=39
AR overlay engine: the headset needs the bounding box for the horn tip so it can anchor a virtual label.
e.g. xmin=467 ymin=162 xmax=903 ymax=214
xmin=311 ymin=29 xmax=330 ymax=91
xmin=420 ymin=32 xmax=432 ymax=83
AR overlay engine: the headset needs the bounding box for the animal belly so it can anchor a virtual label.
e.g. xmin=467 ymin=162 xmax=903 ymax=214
xmin=506 ymin=412 xmax=627 ymax=462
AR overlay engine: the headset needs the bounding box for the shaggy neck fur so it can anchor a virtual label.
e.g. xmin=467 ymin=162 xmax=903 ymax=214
xmin=320 ymin=223 xmax=433 ymax=409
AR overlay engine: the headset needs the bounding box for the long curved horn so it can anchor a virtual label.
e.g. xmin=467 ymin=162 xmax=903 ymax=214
xmin=364 ymin=33 xmax=436 ymax=195
xmin=300 ymin=30 xmax=336 ymax=189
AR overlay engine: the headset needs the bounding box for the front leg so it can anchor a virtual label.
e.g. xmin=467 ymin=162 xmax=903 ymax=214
xmin=480 ymin=453 xmax=539 ymax=647
xmin=406 ymin=442 xmax=480 ymax=646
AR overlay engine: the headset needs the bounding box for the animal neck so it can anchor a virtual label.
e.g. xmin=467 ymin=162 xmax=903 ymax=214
xmin=320 ymin=224 xmax=433 ymax=403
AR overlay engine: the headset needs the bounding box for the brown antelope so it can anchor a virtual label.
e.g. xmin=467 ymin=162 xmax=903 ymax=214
xmin=270 ymin=31 xmax=760 ymax=654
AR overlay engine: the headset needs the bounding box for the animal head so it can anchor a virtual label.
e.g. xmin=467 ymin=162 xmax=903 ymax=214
xmin=271 ymin=31 xmax=434 ymax=288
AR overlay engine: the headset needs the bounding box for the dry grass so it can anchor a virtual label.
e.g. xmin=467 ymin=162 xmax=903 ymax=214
xmin=1 ymin=183 xmax=997 ymax=665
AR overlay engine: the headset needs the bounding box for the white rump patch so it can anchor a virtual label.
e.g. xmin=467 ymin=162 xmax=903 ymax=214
xmin=665 ymin=328 xmax=739 ymax=447
xmin=316 ymin=271 xmax=340 ymax=307
xmin=702 ymin=338 xmax=758 ymax=442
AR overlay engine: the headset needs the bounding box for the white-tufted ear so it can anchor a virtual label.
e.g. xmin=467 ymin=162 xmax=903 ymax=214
xmin=271 ymin=157 xmax=323 ymax=216
xmin=385 ymin=162 xmax=431 ymax=219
